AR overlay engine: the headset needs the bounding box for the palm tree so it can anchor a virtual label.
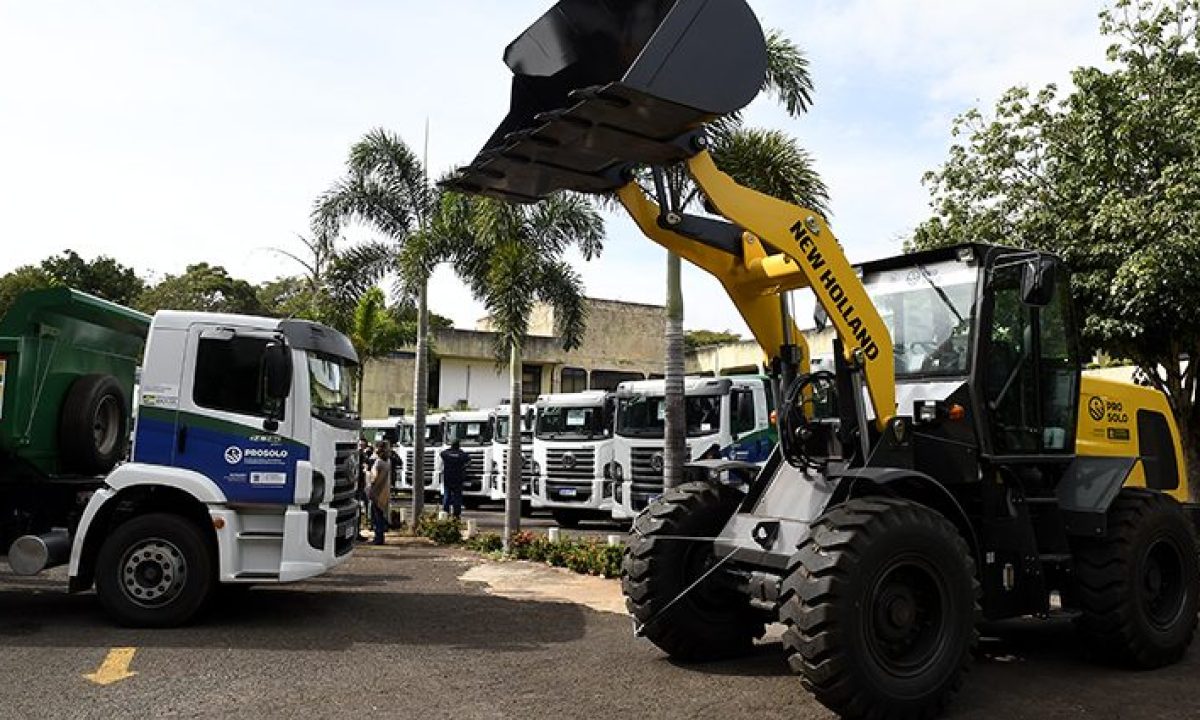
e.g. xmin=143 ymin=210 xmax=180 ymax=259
xmin=434 ymin=192 xmax=603 ymax=548
xmin=347 ymin=287 xmax=403 ymax=414
xmin=655 ymin=30 xmax=830 ymax=490
xmin=313 ymin=128 xmax=439 ymax=521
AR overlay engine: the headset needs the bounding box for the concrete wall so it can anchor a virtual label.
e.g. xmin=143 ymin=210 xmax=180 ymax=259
xmin=686 ymin=327 xmax=838 ymax=376
xmin=360 ymin=297 xmax=667 ymax=417
xmin=439 ymin=358 xmax=509 ymax=410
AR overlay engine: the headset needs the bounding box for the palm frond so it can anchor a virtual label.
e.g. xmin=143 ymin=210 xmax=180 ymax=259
xmin=711 ymin=127 xmax=831 ymax=216
xmin=535 ymin=260 xmax=588 ymax=351
xmin=763 ymin=29 xmax=814 ymax=117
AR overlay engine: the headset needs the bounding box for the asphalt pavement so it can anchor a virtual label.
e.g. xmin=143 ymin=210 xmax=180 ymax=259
xmin=1 ymin=540 xmax=1199 ymax=719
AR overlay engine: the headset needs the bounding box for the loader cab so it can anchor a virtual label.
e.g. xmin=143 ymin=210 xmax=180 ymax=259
xmin=857 ymin=244 xmax=1080 ymax=473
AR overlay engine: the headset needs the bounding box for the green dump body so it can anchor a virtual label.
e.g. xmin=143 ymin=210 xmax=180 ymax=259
xmin=0 ymin=288 xmax=150 ymax=478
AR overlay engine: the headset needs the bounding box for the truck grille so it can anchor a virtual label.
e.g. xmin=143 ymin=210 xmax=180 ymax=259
xmin=500 ymin=448 xmax=535 ymax=479
xmin=404 ymin=448 xmax=436 ymax=487
xmin=332 ymin=442 xmax=359 ymax=557
xmin=630 ymin=445 xmax=690 ymax=495
xmin=463 ymin=451 xmax=485 ymax=492
xmin=547 ymin=447 xmax=595 ymax=503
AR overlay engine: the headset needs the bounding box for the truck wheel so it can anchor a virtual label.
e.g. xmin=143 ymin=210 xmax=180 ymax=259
xmin=59 ymin=374 xmax=128 ymax=475
xmin=95 ymin=513 xmax=214 ymax=628
xmin=552 ymin=509 xmax=582 ymax=529
xmin=622 ymin=482 xmax=764 ymax=661
xmin=1073 ymin=488 xmax=1199 ymax=668
xmin=780 ymin=497 xmax=979 ymax=720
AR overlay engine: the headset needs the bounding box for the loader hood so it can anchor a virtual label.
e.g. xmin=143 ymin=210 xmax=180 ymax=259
xmin=447 ymin=0 xmax=768 ymax=202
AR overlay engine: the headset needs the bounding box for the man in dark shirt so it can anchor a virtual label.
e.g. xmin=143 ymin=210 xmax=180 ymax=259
xmin=440 ymin=439 xmax=469 ymax=518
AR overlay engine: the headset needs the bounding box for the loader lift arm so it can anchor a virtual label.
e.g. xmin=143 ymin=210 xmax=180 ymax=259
xmin=614 ymin=151 xmax=896 ymax=432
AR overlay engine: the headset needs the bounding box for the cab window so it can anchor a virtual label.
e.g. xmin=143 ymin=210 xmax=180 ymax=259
xmin=194 ymin=336 xmax=277 ymax=418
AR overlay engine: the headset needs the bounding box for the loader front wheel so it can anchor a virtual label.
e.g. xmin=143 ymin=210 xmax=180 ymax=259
xmin=780 ymin=497 xmax=979 ymax=720
xmin=622 ymin=482 xmax=764 ymax=661
xmin=1073 ymin=488 xmax=1198 ymax=668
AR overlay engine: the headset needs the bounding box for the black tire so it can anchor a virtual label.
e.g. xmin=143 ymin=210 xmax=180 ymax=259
xmin=95 ymin=513 xmax=214 ymax=628
xmin=59 ymin=374 xmax=128 ymax=475
xmin=1073 ymin=488 xmax=1199 ymax=668
xmin=622 ymin=481 xmax=764 ymax=661
xmin=780 ymin=497 xmax=979 ymax=720
xmin=552 ymin=509 xmax=583 ymax=529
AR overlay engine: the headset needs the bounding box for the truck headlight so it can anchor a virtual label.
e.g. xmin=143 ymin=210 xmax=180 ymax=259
xmin=532 ymin=460 xmax=541 ymax=475
xmin=612 ymin=462 xmax=624 ymax=482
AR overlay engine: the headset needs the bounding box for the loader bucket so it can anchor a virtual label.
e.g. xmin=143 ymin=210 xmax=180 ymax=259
xmin=447 ymin=0 xmax=768 ymax=203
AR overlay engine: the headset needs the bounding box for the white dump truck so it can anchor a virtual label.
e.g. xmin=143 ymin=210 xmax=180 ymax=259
xmin=397 ymin=414 xmax=443 ymax=498
xmin=490 ymin=406 xmax=536 ymax=505
xmin=610 ymin=376 xmax=775 ymax=521
xmin=439 ymin=409 xmax=493 ymax=508
xmin=531 ymin=390 xmax=615 ymax=528
xmin=0 ymin=288 xmax=360 ymax=627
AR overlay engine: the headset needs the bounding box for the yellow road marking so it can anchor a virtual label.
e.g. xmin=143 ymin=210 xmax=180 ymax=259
xmin=83 ymin=647 xmax=138 ymax=686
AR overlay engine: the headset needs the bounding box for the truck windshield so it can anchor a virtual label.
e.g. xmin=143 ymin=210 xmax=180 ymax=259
xmin=399 ymin=423 xmax=443 ymax=446
xmin=495 ymin=415 xmax=534 ymax=443
xmin=616 ymin=395 xmax=722 ymax=438
xmin=863 ymin=260 xmax=978 ymax=377
xmin=307 ymin=353 xmax=358 ymax=425
xmin=537 ymin=405 xmax=610 ymax=440
xmin=445 ymin=421 xmax=492 ymax=446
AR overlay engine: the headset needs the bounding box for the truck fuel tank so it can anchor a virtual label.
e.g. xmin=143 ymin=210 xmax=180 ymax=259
xmin=8 ymin=528 xmax=71 ymax=576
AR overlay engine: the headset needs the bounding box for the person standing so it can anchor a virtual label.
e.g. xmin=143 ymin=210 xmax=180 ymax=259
xmin=368 ymin=440 xmax=392 ymax=545
xmin=439 ymin=439 xmax=469 ymax=519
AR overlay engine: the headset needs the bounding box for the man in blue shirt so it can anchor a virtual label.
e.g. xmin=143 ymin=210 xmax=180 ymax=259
xmin=440 ymin=440 xmax=469 ymax=518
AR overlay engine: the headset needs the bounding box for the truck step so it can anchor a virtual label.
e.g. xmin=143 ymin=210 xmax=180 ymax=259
xmin=234 ymin=571 xmax=280 ymax=580
xmin=237 ymin=532 xmax=284 ymax=541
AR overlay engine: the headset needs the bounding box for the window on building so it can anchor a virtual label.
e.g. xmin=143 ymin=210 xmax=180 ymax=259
xmin=522 ymin=364 xmax=543 ymax=404
xmin=561 ymin=367 xmax=587 ymax=393
xmin=591 ymin=370 xmax=645 ymax=392
xmin=194 ymin=336 xmax=277 ymax=418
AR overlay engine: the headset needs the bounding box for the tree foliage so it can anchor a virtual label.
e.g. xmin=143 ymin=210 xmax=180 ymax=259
xmin=136 ymin=263 xmax=264 ymax=315
xmin=912 ymin=0 xmax=1200 ymax=491
xmin=684 ymin=329 xmax=744 ymax=352
xmin=41 ymin=250 xmax=145 ymax=306
xmin=0 ymin=266 xmax=51 ymax=318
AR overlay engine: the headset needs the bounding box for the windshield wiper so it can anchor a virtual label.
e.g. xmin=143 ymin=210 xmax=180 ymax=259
xmin=915 ymin=263 xmax=966 ymax=325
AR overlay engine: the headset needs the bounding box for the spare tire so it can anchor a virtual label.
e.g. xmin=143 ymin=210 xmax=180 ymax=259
xmin=59 ymin=374 xmax=128 ymax=475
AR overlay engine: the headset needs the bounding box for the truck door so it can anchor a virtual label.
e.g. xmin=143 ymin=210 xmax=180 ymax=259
xmin=176 ymin=325 xmax=303 ymax=504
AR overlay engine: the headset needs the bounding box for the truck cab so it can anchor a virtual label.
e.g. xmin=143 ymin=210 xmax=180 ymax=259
xmin=2 ymin=290 xmax=362 ymax=627
xmin=610 ymin=376 xmax=773 ymax=521
xmin=439 ymin=410 xmax=493 ymax=508
xmin=490 ymin=405 xmax=535 ymax=504
xmin=531 ymin=390 xmax=615 ymax=527
xmin=362 ymin=416 xmax=404 ymax=492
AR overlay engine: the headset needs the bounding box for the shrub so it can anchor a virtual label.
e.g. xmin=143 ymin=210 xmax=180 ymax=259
xmin=464 ymin=532 xmax=503 ymax=553
xmin=415 ymin=514 xmax=463 ymax=545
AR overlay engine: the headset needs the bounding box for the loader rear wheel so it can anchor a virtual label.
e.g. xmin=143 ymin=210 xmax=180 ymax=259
xmin=622 ymin=481 xmax=764 ymax=661
xmin=59 ymin=374 xmax=128 ymax=475
xmin=1073 ymin=488 xmax=1198 ymax=668
xmin=95 ymin=513 xmax=214 ymax=628
xmin=780 ymin=497 xmax=979 ymax=720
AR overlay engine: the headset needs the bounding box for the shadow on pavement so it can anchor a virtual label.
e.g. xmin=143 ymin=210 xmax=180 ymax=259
xmin=0 ymin=575 xmax=588 ymax=654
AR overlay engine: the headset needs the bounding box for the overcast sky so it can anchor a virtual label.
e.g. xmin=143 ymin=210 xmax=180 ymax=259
xmin=0 ymin=0 xmax=1109 ymax=334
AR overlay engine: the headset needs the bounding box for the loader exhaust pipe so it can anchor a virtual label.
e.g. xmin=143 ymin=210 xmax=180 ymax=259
xmin=447 ymin=0 xmax=768 ymax=202
xmin=8 ymin=529 xmax=71 ymax=576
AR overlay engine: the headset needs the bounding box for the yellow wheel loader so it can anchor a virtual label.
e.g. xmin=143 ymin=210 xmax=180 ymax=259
xmin=446 ymin=1 xmax=1200 ymax=717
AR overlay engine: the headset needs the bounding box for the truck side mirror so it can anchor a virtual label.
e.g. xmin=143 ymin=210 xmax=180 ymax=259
xmin=263 ymin=342 xmax=293 ymax=405
xmin=1020 ymin=257 xmax=1057 ymax=307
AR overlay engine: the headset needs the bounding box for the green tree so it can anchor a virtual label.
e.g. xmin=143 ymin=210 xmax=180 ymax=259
xmin=0 ymin=265 xmax=51 ymax=318
xmin=41 ymin=250 xmax=145 ymax=306
xmin=911 ymin=0 xmax=1200 ymax=498
xmin=313 ymin=128 xmax=440 ymax=520
xmin=684 ymin=329 xmax=744 ymax=352
xmin=650 ymin=29 xmax=829 ymax=490
xmin=348 ymin=287 xmax=403 ymax=412
xmin=137 ymin=263 xmax=264 ymax=315
xmin=435 ymin=192 xmax=603 ymax=545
